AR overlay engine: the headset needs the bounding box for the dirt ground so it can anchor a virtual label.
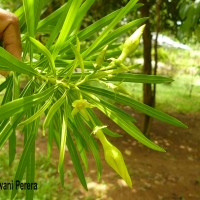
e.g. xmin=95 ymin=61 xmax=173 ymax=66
xmin=69 ymin=109 xmax=200 ymax=200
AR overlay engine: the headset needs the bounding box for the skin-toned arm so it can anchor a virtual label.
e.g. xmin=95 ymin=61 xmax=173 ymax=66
xmin=0 ymin=8 xmax=22 ymax=76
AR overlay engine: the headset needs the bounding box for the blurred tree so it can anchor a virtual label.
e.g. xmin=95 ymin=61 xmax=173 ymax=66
xmin=178 ymin=0 xmax=200 ymax=42
xmin=138 ymin=0 xmax=200 ymax=136
xmin=0 ymin=0 xmax=21 ymax=11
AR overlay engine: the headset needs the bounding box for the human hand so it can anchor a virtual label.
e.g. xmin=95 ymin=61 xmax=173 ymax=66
xmin=0 ymin=8 xmax=22 ymax=76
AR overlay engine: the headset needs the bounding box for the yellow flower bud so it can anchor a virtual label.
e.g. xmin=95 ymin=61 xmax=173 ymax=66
xmin=71 ymin=99 xmax=94 ymax=120
xmin=95 ymin=130 xmax=132 ymax=188
xmin=118 ymin=24 xmax=146 ymax=62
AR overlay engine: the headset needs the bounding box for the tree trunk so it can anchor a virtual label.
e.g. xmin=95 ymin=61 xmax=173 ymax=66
xmin=153 ymin=0 xmax=162 ymax=107
xmin=140 ymin=0 xmax=153 ymax=136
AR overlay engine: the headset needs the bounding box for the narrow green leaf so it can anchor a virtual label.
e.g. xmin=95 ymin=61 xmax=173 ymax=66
xmin=83 ymin=91 xmax=136 ymax=123
xmin=60 ymin=8 xmax=123 ymax=54
xmin=66 ymin=131 xmax=88 ymax=190
xmin=68 ymin=121 xmax=89 ymax=171
xmin=106 ymin=73 xmax=173 ymax=84
xmin=72 ymin=0 xmax=95 ymax=31
xmin=76 ymin=9 xmax=122 ymax=41
xmin=0 ymin=48 xmax=38 ymax=76
xmin=94 ymin=18 xmax=148 ymax=52
xmin=29 ymin=37 xmax=56 ymax=75
xmin=104 ymin=128 xmax=122 ymax=138
xmin=70 ymin=37 xmax=84 ymax=74
xmin=0 ymin=79 xmax=35 ymax=149
xmin=15 ymin=6 xmax=26 ymax=33
xmin=22 ymin=0 xmax=44 ymax=64
xmin=34 ymin=0 xmax=48 ymax=32
xmin=18 ymin=95 xmax=53 ymax=127
xmin=1 ymin=75 xmax=15 ymax=165
xmin=72 ymin=0 xmax=95 ymax=32
xmin=9 ymin=132 xmax=16 ymax=166
xmin=52 ymin=0 xmax=83 ymax=59
xmin=80 ymin=85 xmax=188 ymax=128
xmin=19 ymin=79 xmax=35 ymax=98
xmin=11 ymin=119 xmax=39 ymax=199
xmin=0 ymin=121 xmax=13 ymax=149
xmin=0 ymin=86 xmax=55 ymax=121
xmin=58 ymin=99 xmax=68 ymax=186
xmin=45 ymin=2 xmax=70 ymax=48
xmin=43 ymin=91 xmax=67 ymax=134
xmin=23 ymin=0 xmax=35 ymax=37
xmin=26 ymin=141 xmax=35 ymax=200
xmin=47 ymin=122 xmax=55 ymax=159
xmin=37 ymin=3 xmax=68 ymax=32
xmin=22 ymin=0 xmax=46 ymax=35
xmin=1 ymin=76 xmax=13 ymax=105
xmin=0 ymin=77 xmax=11 ymax=93
xmin=0 ymin=81 xmax=35 ymax=149
xmin=48 ymin=112 xmax=62 ymax=151
xmin=82 ymin=0 xmax=138 ymax=58
xmin=90 ymin=98 xmax=165 ymax=152
xmin=9 ymin=73 xmax=20 ymax=166
xmin=76 ymin=115 xmax=102 ymax=181
xmin=75 ymin=138 xmax=88 ymax=171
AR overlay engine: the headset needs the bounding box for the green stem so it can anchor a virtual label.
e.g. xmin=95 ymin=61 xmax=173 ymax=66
xmin=38 ymin=75 xmax=70 ymax=89
xmin=95 ymin=130 xmax=108 ymax=146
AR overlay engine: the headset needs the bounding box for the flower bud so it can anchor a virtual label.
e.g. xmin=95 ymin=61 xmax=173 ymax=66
xmin=71 ymin=99 xmax=94 ymax=120
xmin=118 ymin=24 xmax=146 ymax=62
xmin=95 ymin=130 xmax=132 ymax=188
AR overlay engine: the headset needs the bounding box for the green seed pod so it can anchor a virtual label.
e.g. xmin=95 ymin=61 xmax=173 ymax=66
xmin=95 ymin=130 xmax=132 ymax=188
xmin=118 ymin=24 xmax=146 ymax=62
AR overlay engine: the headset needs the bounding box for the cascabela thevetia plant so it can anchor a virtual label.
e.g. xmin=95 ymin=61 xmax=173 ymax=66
xmin=0 ymin=0 xmax=187 ymax=199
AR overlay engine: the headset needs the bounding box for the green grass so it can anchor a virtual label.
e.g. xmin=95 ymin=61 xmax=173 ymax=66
xmin=123 ymin=74 xmax=200 ymax=113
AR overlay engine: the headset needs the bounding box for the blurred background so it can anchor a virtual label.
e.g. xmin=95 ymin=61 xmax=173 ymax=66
xmin=0 ymin=0 xmax=199 ymax=199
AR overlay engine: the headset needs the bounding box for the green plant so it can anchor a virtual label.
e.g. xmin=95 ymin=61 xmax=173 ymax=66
xmin=0 ymin=0 xmax=187 ymax=199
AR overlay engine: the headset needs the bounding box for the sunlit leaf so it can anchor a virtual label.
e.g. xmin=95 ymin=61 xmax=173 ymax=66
xmin=43 ymin=91 xmax=67 ymax=134
xmin=18 ymin=95 xmax=53 ymax=127
xmin=0 ymin=86 xmax=55 ymax=121
xmin=52 ymin=0 xmax=83 ymax=59
xmin=82 ymin=0 xmax=138 ymax=58
xmin=85 ymin=94 xmax=165 ymax=152
xmin=0 ymin=48 xmax=38 ymax=76
xmin=80 ymin=85 xmax=187 ymax=128
xmin=29 ymin=37 xmax=56 ymax=75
